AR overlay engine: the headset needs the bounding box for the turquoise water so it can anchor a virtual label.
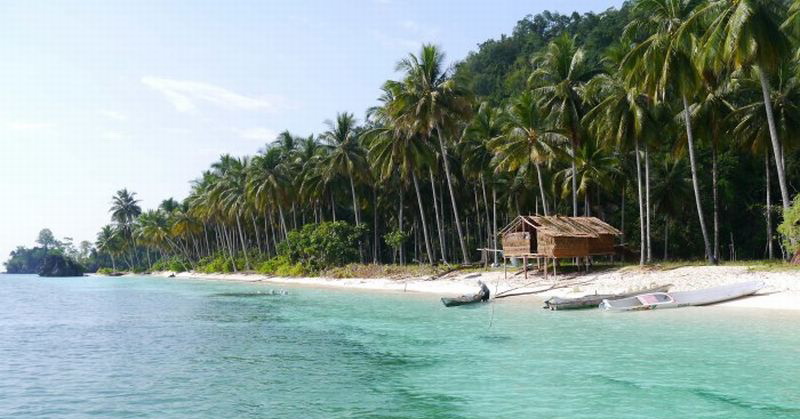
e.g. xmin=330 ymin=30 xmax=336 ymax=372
xmin=1 ymin=275 xmax=799 ymax=418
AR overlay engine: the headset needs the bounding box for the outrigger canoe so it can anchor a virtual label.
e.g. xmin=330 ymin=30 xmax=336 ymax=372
xmin=600 ymin=280 xmax=764 ymax=312
xmin=543 ymin=284 xmax=672 ymax=311
xmin=441 ymin=281 xmax=490 ymax=307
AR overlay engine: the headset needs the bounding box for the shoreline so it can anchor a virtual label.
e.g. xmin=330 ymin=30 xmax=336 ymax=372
xmin=136 ymin=266 xmax=800 ymax=311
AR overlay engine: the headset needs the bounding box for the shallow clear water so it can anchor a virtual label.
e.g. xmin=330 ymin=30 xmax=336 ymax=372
xmin=1 ymin=274 xmax=799 ymax=418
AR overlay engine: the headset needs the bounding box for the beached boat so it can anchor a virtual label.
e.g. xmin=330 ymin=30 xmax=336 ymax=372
xmin=600 ymin=281 xmax=765 ymax=312
xmin=441 ymin=281 xmax=490 ymax=307
xmin=543 ymin=284 xmax=671 ymax=310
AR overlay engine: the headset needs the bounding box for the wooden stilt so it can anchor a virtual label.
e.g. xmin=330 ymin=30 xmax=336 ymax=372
xmin=524 ymin=256 xmax=528 ymax=280
xmin=553 ymin=258 xmax=557 ymax=281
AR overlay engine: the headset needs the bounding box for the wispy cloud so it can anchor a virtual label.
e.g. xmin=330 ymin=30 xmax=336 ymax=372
xmin=98 ymin=110 xmax=128 ymax=121
xmin=5 ymin=121 xmax=52 ymax=132
xmin=233 ymin=127 xmax=278 ymax=141
xmin=373 ymin=20 xmax=440 ymax=51
xmin=142 ymin=77 xmax=278 ymax=113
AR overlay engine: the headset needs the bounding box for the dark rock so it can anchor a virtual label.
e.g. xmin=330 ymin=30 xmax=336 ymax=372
xmin=38 ymin=254 xmax=85 ymax=277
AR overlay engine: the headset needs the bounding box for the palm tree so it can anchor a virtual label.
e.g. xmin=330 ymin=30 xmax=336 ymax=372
xmin=211 ymin=156 xmax=252 ymax=271
xmin=110 ymin=188 xmax=142 ymax=268
xmin=695 ymin=0 xmax=793 ymax=210
xmin=584 ymin=44 xmax=652 ymax=265
xmin=556 ymin=138 xmax=620 ymax=217
xmin=391 ymin=44 xmax=474 ymax=264
xmin=491 ymin=91 xmax=563 ymax=217
xmin=731 ymin=60 xmax=800 ymax=258
xmin=652 ymin=157 xmax=693 ymax=260
xmin=531 ymin=33 xmax=601 ymax=217
xmin=622 ymin=0 xmax=715 ymax=264
xmin=96 ymin=224 xmax=120 ymax=271
xmin=365 ymin=83 xmax=438 ymax=264
xmin=321 ymin=112 xmax=367 ymax=227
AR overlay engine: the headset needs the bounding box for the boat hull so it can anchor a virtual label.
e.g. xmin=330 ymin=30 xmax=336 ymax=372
xmin=600 ymin=281 xmax=765 ymax=312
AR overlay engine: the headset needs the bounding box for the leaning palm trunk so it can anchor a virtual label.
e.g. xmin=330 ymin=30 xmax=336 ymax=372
xmin=349 ymin=174 xmax=360 ymax=226
xmin=480 ymin=175 xmax=492 ymax=265
xmin=534 ymin=162 xmax=549 ymax=216
xmin=682 ymin=95 xmax=715 ymax=265
xmin=236 ymin=214 xmax=250 ymax=270
xmin=645 ymin=146 xmax=652 ymax=262
xmin=756 ymin=67 xmax=790 ymax=211
xmin=712 ymin=146 xmax=720 ymax=262
xmin=429 ymin=170 xmax=447 ymax=264
xmin=412 ymin=171 xmax=435 ymax=265
xmin=634 ymin=139 xmax=646 ymax=266
xmin=398 ymin=190 xmax=405 ymax=264
xmin=765 ymin=153 xmax=773 ymax=259
xmin=434 ymin=126 xmax=470 ymax=264
xmin=492 ymin=188 xmax=498 ymax=266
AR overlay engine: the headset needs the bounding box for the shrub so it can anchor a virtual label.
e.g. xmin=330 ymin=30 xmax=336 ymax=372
xmin=778 ymin=195 xmax=800 ymax=255
xmin=96 ymin=267 xmax=114 ymax=275
xmin=279 ymin=221 xmax=366 ymax=271
xmin=257 ymin=255 xmax=307 ymax=277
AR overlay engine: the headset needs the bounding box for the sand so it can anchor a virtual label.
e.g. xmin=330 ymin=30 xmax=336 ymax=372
xmin=144 ymin=265 xmax=800 ymax=311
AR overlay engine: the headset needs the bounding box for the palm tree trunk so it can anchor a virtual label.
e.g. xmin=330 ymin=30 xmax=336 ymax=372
xmin=398 ymin=189 xmax=405 ymax=264
xmin=224 ymin=225 xmax=237 ymax=272
xmin=766 ymin=153 xmax=773 ymax=259
xmin=682 ymin=95 xmax=715 ymax=265
xmin=251 ymin=214 xmax=262 ymax=255
xmin=373 ymin=187 xmax=379 ymax=263
xmin=278 ymin=206 xmax=289 ymax=240
xmin=492 ymin=187 xmax=498 ymax=266
xmin=429 ymin=170 xmax=446 ymax=264
xmin=236 ymin=215 xmax=250 ymax=270
xmin=645 ymin=146 xmax=652 ymax=262
xmin=756 ymin=66 xmax=790 ymax=210
xmin=534 ymin=162 xmax=549 ymax=216
xmin=572 ymin=158 xmax=578 ymax=217
xmin=480 ymin=175 xmax=492 ymax=263
xmin=664 ymin=219 xmax=669 ymax=261
xmin=712 ymin=146 xmax=720 ymax=262
xmin=434 ymin=125 xmax=469 ymax=264
xmin=634 ymin=139 xmax=646 ymax=266
xmin=621 ymin=184 xmax=625 ymax=244
xmin=412 ymin=171 xmax=435 ymax=265
xmin=330 ymin=193 xmax=337 ymax=222
xmin=111 ymin=254 xmax=116 ymax=272
xmin=349 ymin=174 xmax=360 ymax=226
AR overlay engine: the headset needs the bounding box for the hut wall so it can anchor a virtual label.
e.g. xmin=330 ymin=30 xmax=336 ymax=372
xmin=502 ymin=232 xmax=535 ymax=256
xmin=588 ymin=234 xmax=616 ymax=255
xmin=537 ymin=232 xmax=590 ymax=258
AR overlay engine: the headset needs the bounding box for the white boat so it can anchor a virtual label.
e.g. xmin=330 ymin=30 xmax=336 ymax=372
xmin=599 ymin=281 xmax=765 ymax=311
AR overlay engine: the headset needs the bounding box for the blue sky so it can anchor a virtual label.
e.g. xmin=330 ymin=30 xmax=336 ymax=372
xmin=0 ymin=0 xmax=622 ymax=265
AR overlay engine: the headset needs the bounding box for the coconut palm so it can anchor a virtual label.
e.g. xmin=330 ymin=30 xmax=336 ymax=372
xmin=321 ymin=112 xmax=367 ymax=227
xmin=695 ymin=0 xmax=793 ymax=210
xmin=109 ymin=188 xmax=142 ymax=268
xmin=390 ymin=44 xmax=474 ymax=263
xmin=622 ymin=0 xmax=715 ymax=264
xmin=96 ymin=224 xmax=121 ymax=271
xmin=531 ymin=33 xmax=601 ymax=217
xmin=491 ymin=91 xmax=563 ymax=217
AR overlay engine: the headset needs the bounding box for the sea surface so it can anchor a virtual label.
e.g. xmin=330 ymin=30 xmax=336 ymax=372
xmin=1 ymin=274 xmax=799 ymax=419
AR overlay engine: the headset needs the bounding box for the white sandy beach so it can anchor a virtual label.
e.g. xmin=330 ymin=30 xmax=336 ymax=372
xmin=144 ymin=265 xmax=800 ymax=311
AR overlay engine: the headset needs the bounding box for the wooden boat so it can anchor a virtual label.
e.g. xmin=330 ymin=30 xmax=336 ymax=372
xmin=441 ymin=282 xmax=490 ymax=307
xmin=543 ymin=284 xmax=672 ymax=311
xmin=600 ymin=280 xmax=765 ymax=312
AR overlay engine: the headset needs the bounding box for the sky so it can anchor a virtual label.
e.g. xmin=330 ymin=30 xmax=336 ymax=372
xmin=0 ymin=0 xmax=622 ymax=267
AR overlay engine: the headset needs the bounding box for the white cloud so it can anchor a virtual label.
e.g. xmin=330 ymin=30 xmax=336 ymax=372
xmin=233 ymin=127 xmax=278 ymax=142
xmin=5 ymin=121 xmax=52 ymax=132
xmin=141 ymin=77 xmax=278 ymax=113
xmin=100 ymin=131 xmax=130 ymax=141
xmin=98 ymin=110 xmax=128 ymax=121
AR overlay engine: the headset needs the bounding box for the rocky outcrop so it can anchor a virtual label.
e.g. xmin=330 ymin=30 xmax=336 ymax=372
xmin=38 ymin=254 xmax=85 ymax=277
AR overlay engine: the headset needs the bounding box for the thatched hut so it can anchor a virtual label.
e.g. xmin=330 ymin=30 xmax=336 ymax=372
xmin=500 ymin=215 xmax=622 ymax=259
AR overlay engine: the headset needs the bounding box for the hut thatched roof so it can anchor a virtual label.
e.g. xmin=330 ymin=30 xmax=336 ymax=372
xmin=499 ymin=215 xmax=622 ymax=238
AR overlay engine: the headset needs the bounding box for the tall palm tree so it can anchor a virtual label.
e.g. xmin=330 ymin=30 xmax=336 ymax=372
xmin=531 ymin=33 xmax=601 ymax=217
xmin=622 ymin=0 xmax=715 ymax=264
xmin=96 ymin=224 xmax=120 ymax=271
xmin=321 ymin=112 xmax=367 ymax=227
xmin=110 ymin=188 xmax=142 ymax=268
xmin=390 ymin=44 xmax=474 ymax=263
xmin=365 ymin=83 xmax=438 ymax=264
xmin=584 ymin=43 xmax=652 ymax=265
xmin=491 ymin=91 xmax=563 ymax=217
xmin=695 ymin=0 xmax=793 ymax=210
